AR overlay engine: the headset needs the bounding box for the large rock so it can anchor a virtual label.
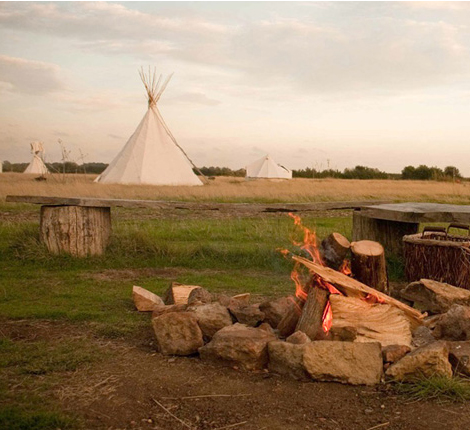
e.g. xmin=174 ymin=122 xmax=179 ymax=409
xmin=449 ymin=341 xmax=470 ymax=376
xmin=132 ymin=286 xmax=164 ymax=312
xmin=412 ymin=325 xmax=436 ymax=348
xmin=187 ymin=302 xmax=232 ymax=340
xmin=199 ymin=323 xmax=276 ymax=370
xmin=187 ymin=287 xmax=213 ymax=305
xmin=259 ymin=296 xmax=295 ymax=329
xmin=385 ymin=341 xmax=452 ymax=381
xmin=433 ymin=305 xmax=470 ymax=340
xmin=303 ymin=341 xmax=383 ymax=385
xmin=382 ymin=345 xmax=411 ymax=365
xmin=286 ymin=331 xmax=311 ymax=345
xmin=268 ymin=341 xmax=310 ymax=380
xmin=152 ymin=313 xmax=203 ymax=356
xmin=229 ymin=304 xmax=265 ymax=327
xmin=401 ymin=279 xmax=470 ymax=314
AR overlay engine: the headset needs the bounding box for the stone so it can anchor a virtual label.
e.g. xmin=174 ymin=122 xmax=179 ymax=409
xmin=329 ymin=325 xmax=357 ymax=342
xmin=132 ymin=286 xmax=164 ymax=312
xmin=187 ymin=302 xmax=232 ymax=340
xmin=187 ymin=287 xmax=213 ymax=305
xmin=152 ymin=312 xmax=204 ymax=356
xmin=412 ymin=326 xmax=436 ymax=348
xmin=433 ymin=305 xmax=470 ymax=341
xmin=259 ymin=296 xmax=295 ymax=329
xmin=268 ymin=341 xmax=310 ymax=380
xmin=449 ymin=341 xmax=470 ymax=377
xmin=258 ymin=322 xmax=277 ymax=336
xmin=385 ymin=341 xmax=452 ymax=381
xmin=303 ymin=341 xmax=383 ymax=385
xmin=151 ymin=304 xmax=187 ymax=318
xmin=198 ymin=323 xmax=276 ymax=370
xmin=382 ymin=345 xmax=411 ymax=364
xmin=286 ymin=331 xmax=311 ymax=345
xmin=229 ymin=304 xmax=265 ymax=327
xmin=400 ymin=279 xmax=470 ymax=314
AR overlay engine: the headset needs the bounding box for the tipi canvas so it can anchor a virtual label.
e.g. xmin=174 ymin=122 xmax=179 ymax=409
xmin=245 ymin=154 xmax=292 ymax=180
xmin=24 ymin=142 xmax=49 ymax=175
xmin=96 ymin=70 xmax=202 ymax=186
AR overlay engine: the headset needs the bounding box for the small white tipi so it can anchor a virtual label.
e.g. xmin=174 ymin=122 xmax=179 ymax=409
xmin=24 ymin=142 xmax=49 ymax=175
xmin=245 ymin=154 xmax=292 ymax=180
xmin=95 ymin=69 xmax=203 ymax=186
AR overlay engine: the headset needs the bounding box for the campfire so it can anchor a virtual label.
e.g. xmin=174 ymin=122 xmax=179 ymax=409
xmin=133 ymin=214 xmax=470 ymax=386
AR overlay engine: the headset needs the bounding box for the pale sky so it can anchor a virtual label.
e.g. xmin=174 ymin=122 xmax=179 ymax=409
xmin=1 ymin=1 xmax=470 ymax=174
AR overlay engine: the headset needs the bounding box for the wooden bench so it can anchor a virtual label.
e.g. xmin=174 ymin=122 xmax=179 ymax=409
xmin=353 ymin=202 xmax=470 ymax=255
xmin=6 ymin=195 xmax=390 ymax=257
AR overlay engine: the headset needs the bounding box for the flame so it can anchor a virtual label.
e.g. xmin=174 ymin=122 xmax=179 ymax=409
xmin=288 ymin=213 xmax=324 ymax=264
xmin=291 ymin=262 xmax=308 ymax=302
xmin=322 ymin=302 xmax=333 ymax=333
xmin=283 ymin=214 xmax=347 ymax=334
xmin=363 ymin=293 xmax=386 ymax=304
xmin=339 ymin=260 xmax=352 ymax=276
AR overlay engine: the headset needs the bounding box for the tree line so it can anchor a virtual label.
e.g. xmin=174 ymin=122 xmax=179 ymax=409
xmin=2 ymin=160 xmax=464 ymax=181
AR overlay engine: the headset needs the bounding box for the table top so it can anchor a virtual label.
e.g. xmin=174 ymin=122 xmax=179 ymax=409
xmin=5 ymin=195 xmax=390 ymax=214
xmin=360 ymin=202 xmax=470 ymax=223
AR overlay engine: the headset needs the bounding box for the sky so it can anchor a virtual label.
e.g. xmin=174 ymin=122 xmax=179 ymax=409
xmin=1 ymin=1 xmax=470 ymax=174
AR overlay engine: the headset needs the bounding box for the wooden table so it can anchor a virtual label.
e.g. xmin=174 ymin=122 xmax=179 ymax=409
xmin=353 ymin=202 xmax=470 ymax=256
xmin=6 ymin=195 xmax=390 ymax=257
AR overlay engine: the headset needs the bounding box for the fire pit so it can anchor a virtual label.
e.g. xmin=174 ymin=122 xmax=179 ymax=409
xmin=133 ymin=215 xmax=470 ymax=386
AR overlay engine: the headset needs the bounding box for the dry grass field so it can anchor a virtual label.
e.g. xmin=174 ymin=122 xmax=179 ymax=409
xmin=1 ymin=172 xmax=470 ymax=204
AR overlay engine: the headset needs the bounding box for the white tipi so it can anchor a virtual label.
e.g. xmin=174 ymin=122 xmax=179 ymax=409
xmin=95 ymin=69 xmax=203 ymax=186
xmin=245 ymin=154 xmax=292 ymax=180
xmin=24 ymin=142 xmax=49 ymax=175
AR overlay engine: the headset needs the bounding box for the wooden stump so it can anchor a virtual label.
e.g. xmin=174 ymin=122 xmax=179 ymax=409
xmin=40 ymin=205 xmax=111 ymax=257
xmin=320 ymin=232 xmax=351 ymax=270
xmin=352 ymin=211 xmax=418 ymax=256
xmin=351 ymin=240 xmax=389 ymax=294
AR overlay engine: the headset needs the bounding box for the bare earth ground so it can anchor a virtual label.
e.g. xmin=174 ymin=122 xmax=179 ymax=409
xmin=2 ymin=175 xmax=470 ymax=429
xmin=2 ymin=319 xmax=469 ymax=430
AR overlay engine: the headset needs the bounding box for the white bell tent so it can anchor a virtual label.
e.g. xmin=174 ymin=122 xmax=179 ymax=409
xmin=245 ymin=154 xmax=292 ymax=180
xmin=95 ymin=69 xmax=203 ymax=186
xmin=24 ymin=142 xmax=49 ymax=175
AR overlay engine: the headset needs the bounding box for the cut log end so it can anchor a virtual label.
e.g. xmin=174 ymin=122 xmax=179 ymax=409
xmin=351 ymin=240 xmax=384 ymax=257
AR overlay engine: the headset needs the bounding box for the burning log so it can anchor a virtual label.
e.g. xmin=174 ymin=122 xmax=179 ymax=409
xmin=292 ymin=255 xmax=425 ymax=327
xmin=277 ymin=297 xmax=305 ymax=338
xmin=329 ymin=295 xmax=412 ymax=348
xmin=295 ymin=286 xmax=330 ymax=340
xmin=350 ymin=240 xmax=389 ymax=294
xmin=320 ymin=232 xmax=351 ymax=270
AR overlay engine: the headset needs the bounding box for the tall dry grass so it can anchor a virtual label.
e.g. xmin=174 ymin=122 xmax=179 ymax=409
xmin=1 ymin=172 xmax=470 ymax=204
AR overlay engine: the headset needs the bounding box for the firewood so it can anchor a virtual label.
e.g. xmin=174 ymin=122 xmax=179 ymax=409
xmin=277 ymin=297 xmax=304 ymax=338
xmin=295 ymin=287 xmax=329 ymax=340
xmin=400 ymin=279 xmax=470 ymax=314
xmin=292 ymin=255 xmax=424 ymax=327
xmin=350 ymin=240 xmax=389 ymax=294
xmin=329 ymin=295 xmax=412 ymax=348
xmin=320 ymin=232 xmax=351 ymax=270
xmin=163 ymin=282 xmax=201 ymax=305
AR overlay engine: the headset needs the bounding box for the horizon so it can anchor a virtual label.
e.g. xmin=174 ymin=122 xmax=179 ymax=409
xmin=1 ymin=2 xmax=470 ymax=174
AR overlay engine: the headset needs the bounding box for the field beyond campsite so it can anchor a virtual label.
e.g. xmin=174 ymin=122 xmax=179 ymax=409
xmin=1 ymin=173 xmax=470 ymax=429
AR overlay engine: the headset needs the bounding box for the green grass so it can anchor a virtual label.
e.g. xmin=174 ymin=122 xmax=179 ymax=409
xmin=0 ymin=407 xmax=75 ymax=430
xmin=395 ymin=376 xmax=470 ymax=402
xmin=0 ymin=215 xmax=352 ymax=329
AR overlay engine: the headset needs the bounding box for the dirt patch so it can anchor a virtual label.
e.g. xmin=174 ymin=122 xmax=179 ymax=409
xmin=2 ymin=319 xmax=469 ymax=430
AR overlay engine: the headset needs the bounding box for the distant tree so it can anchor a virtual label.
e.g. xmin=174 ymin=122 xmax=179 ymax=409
xmin=401 ymin=166 xmax=416 ymax=179
xmin=444 ymin=166 xmax=462 ymax=179
xmin=342 ymin=165 xmax=388 ymax=180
